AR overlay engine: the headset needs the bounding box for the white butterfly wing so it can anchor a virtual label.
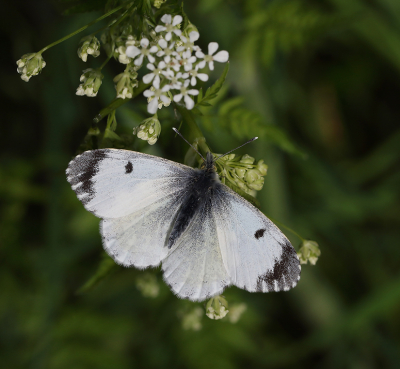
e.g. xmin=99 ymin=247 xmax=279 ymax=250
xmin=66 ymin=149 xmax=192 ymax=219
xmin=162 ymin=200 xmax=231 ymax=301
xmin=213 ymin=186 xmax=301 ymax=293
xmin=161 ymin=184 xmax=300 ymax=301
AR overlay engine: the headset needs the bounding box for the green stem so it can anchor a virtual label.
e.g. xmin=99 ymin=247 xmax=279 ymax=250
xmin=174 ymin=103 xmax=210 ymax=153
xmin=268 ymin=217 xmax=305 ymax=243
xmin=38 ymin=2 xmax=132 ymax=54
xmin=99 ymin=53 xmax=112 ymax=70
xmin=93 ymin=81 xmax=150 ymax=123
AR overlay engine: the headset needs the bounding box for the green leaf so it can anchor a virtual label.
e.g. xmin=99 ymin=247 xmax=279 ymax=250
xmin=195 ymin=62 xmax=229 ymax=107
xmin=77 ymin=253 xmax=118 ymax=294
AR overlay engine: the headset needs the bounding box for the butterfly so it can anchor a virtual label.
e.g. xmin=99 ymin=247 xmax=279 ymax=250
xmin=66 ymin=131 xmax=301 ymax=301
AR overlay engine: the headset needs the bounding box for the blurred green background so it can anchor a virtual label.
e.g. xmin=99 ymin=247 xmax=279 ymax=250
xmin=2 ymin=0 xmax=400 ymax=368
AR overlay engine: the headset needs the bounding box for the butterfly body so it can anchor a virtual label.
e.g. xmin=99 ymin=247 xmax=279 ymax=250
xmin=67 ymin=149 xmax=300 ymax=301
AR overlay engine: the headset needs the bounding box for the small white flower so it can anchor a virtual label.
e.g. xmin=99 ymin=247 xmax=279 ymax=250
xmin=126 ymin=38 xmax=158 ymax=66
xmin=173 ymin=79 xmax=199 ymax=110
xmin=186 ymin=64 xmax=209 ymax=86
xmin=77 ymin=35 xmax=101 ymax=62
xmin=177 ymin=31 xmax=200 ymax=53
xmin=76 ymin=68 xmax=103 ymax=97
xmin=143 ymin=61 xmax=170 ymax=86
xmin=165 ymin=71 xmax=187 ymax=89
xmin=206 ymin=295 xmax=229 ymax=320
xmin=155 ymin=14 xmax=182 ymax=41
xmin=157 ymin=39 xmax=177 ymax=61
xmin=176 ymin=50 xmax=196 ymax=72
xmin=143 ymin=78 xmax=171 ymax=114
xmin=196 ymin=42 xmax=229 ymax=70
xmin=163 ymin=56 xmax=181 ymax=75
xmin=16 ymin=53 xmax=46 ymax=82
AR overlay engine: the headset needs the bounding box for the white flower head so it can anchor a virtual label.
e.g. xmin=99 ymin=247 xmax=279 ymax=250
xmin=143 ymin=61 xmax=170 ymax=86
xmin=196 ymin=42 xmax=229 ymax=70
xmin=173 ymin=79 xmax=199 ymax=110
xmin=76 ymin=68 xmax=103 ymax=97
xmin=77 ymin=35 xmax=100 ymax=62
xmin=155 ymin=14 xmax=182 ymax=41
xmin=157 ymin=39 xmax=177 ymax=61
xmin=177 ymin=31 xmax=200 ymax=53
xmin=16 ymin=53 xmax=46 ymax=82
xmin=186 ymin=64 xmax=209 ymax=86
xmin=176 ymin=50 xmax=197 ymax=72
xmin=143 ymin=78 xmax=171 ymax=114
xmin=126 ymin=38 xmax=158 ymax=66
xmin=166 ymin=71 xmax=188 ymax=89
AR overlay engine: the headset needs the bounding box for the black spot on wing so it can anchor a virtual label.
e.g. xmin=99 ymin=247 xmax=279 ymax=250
xmin=255 ymin=228 xmax=266 ymax=239
xmin=125 ymin=161 xmax=133 ymax=174
xmin=66 ymin=149 xmax=108 ymax=205
xmin=256 ymin=240 xmax=301 ymax=292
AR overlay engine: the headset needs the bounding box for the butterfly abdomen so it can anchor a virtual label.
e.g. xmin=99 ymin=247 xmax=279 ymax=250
xmin=166 ymin=168 xmax=221 ymax=249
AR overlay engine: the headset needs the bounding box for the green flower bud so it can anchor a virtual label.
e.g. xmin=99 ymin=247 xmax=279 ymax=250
xmin=239 ymin=154 xmax=255 ymax=165
xmin=113 ymin=65 xmax=138 ymax=99
xmin=244 ymin=168 xmax=262 ymax=184
xmin=136 ymin=273 xmax=159 ymax=298
xmin=235 ymin=168 xmax=246 ymax=179
xmin=76 ymin=68 xmax=103 ymax=97
xmin=153 ymin=0 xmax=167 ymax=9
xmin=184 ymin=21 xmax=198 ymax=36
xmin=16 ymin=53 xmax=46 ymax=82
xmin=297 ymin=240 xmax=321 ymax=265
xmin=228 ymin=303 xmax=247 ymax=323
xmin=134 ymin=115 xmax=161 ymax=145
xmin=256 ymin=159 xmax=268 ymax=176
xmin=77 ymin=35 xmax=100 ymax=62
xmin=180 ymin=307 xmax=203 ymax=331
xmin=248 ymin=178 xmax=264 ymax=191
xmin=206 ymin=295 xmax=229 ymax=320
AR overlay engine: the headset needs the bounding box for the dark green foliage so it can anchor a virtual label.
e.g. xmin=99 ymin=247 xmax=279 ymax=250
xmin=3 ymin=0 xmax=400 ymax=368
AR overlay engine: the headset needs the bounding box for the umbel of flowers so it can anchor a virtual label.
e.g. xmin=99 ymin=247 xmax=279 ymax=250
xmin=124 ymin=14 xmax=229 ymax=114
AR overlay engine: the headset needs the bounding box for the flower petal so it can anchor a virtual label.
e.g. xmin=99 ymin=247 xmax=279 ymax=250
xmin=208 ymin=42 xmax=219 ymax=56
xmin=155 ymin=25 xmax=166 ymax=33
xmin=160 ymin=95 xmax=170 ymax=103
xmin=197 ymin=60 xmax=206 ymax=69
xmin=161 ymin=14 xmax=172 ymax=24
xmin=173 ymin=29 xmax=182 ymax=36
xmin=190 ymin=76 xmax=196 ymax=86
xmin=165 ymin=32 xmax=172 ymax=41
xmin=143 ymin=73 xmax=154 ymax=84
xmin=188 ymin=89 xmax=199 ymax=96
xmin=147 ymin=63 xmax=155 ymax=71
xmin=158 ymin=39 xmax=168 ymax=48
xmin=189 ymin=31 xmax=200 ymax=43
xmin=208 ymin=61 xmax=214 ymax=70
xmin=172 ymin=15 xmax=183 ymax=26
xmin=173 ymin=94 xmax=183 ymax=102
xmin=147 ymin=98 xmax=159 ymax=114
xmin=158 ymin=61 xmax=166 ymax=69
xmin=126 ymin=46 xmax=140 ymax=58
xmin=134 ymin=54 xmax=144 ymax=66
xmin=149 ymin=46 xmax=158 ymax=53
xmin=197 ymin=73 xmax=209 ymax=82
xmin=148 ymin=55 xmax=155 ymax=64
xmin=184 ymin=94 xmax=195 ymax=110
xmin=213 ymin=50 xmax=229 ymax=63
xmin=153 ymin=75 xmax=161 ymax=87
xmin=140 ymin=38 xmax=149 ymax=48
xmin=161 ymin=85 xmax=170 ymax=92
xmin=196 ymin=50 xmax=205 ymax=58
xmin=143 ymin=89 xmax=155 ymax=97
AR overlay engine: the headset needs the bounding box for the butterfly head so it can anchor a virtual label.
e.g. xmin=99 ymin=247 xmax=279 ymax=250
xmin=202 ymin=152 xmax=217 ymax=173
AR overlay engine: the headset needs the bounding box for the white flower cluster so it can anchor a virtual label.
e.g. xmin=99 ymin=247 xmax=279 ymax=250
xmin=124 ymin=14 xmax=229 ymax=114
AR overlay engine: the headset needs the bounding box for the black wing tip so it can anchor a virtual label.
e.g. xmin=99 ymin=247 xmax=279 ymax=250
xmin=256 ymin=239 xmax=301 ymax=293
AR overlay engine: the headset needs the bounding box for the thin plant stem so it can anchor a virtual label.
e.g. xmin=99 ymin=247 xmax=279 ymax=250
xmin=38 ymin=2 xmax=133 ymax=54
xmin=268 ymin=217 xmax=305 ymax=243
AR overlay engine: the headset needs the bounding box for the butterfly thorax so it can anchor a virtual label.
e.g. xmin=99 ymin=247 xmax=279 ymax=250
xmin=166 ymin=152 xmax=221 ymax=249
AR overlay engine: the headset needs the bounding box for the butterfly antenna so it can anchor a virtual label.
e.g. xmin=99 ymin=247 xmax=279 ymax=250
xmin=172 ymin=127 xmax=206 ymax=162
xmin=215 ymin=137 xmax=258 ymax=161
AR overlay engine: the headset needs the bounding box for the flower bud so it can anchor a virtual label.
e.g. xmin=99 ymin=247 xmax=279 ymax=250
xmin=239 ymin=154 xmax=255 ymax=165
xmin=244 ymin=168 xmax=261 ymax=184
xmin=184 ymin=22 xmax=198 ymax=35
xmin=235 ymin=168 xmax=246 ymax=179
xmin=16 ymin=53 xmax=46 ymax=82
xmin=180 ymin=307 xmax=203 ymax=331
xmin=77 ymin=35 xmax=100 ymax=62
xmin=153 ymin=0 xmax=167 ymax=9
xmin=134 ymin=115 xmax=161 ymax=145
xmin=228 ymin=303 xmax=247 ymax=323
xmin=76 ymin=68 xmax=104 ymax=97
xmin=136 ymin=273 xmax=159 ymax=298
xmin=256 ymin=159 xmax=268 ymax=176
xmin=297 ymin=240 xmax=321 ymax=265
xmin=206 ymin=295 xmax=229 ymax=320
xmin=113 ymin=66 xmax=138 ymax=99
